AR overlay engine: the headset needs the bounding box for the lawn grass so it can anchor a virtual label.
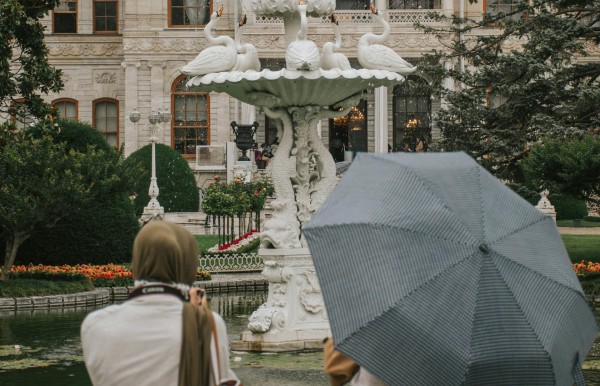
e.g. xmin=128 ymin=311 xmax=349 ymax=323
xmin=557 ymin=220 xmax=600 ymax=228
xmin=562 ymin=234 xmax=600 ymax=263
xmin=195 ymin=234 xmax=221 ymax=253
xmin=0 ymin=279 xmax=94 ymax=298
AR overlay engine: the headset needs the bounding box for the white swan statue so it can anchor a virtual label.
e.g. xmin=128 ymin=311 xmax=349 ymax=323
xmin=181 ymin=5 xmax=237 ymax=76
xmin=357 ymin=3 xmax=417 ymax=74
xmin=233 ymin=14 xmax=261 ymax=72
xmin=320 ymin=14 xmax=351 ymax=70
xmin=285 ymin=0 xmax=320 ymax=71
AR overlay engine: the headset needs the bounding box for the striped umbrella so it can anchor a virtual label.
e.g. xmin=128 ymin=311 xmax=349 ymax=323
xmin=304 ymin=151 xmax=597 ymax=386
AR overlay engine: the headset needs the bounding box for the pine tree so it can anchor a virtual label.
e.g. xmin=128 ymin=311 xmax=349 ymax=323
xmin=419 ymin=0 xmax=599 ymax=182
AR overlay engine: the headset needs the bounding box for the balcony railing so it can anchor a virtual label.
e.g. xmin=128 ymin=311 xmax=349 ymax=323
xmin=252 ymin=8 xmax=445 ymax=25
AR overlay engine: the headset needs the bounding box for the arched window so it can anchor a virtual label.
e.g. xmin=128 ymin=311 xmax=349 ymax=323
xmin=52 ymin=98 xmax=78 ymax=121
xmin=93 ymin=98 xmax=119 ymax=146
xmin=172 ymin=76 xmax=210 ymax=157
xmin=393 ymin=76 xmax=432 ymax=152
xmin=169 ymin=0 xmax=212 ymax=27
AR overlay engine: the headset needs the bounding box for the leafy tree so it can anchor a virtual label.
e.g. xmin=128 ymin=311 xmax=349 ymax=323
xmin=16 ymin=120 xmax=140 ymax=266
xmin=0 ymin=122 xmax=126 ymax=280
xmin=418 ymin=0 xmax=599 ymax=181
xmin=123 ymin=144 xmax=200 ymax=215
xmin=0 ymin=0 xmax=63 ymax=121
xmin=521 ymin=135 xmax=600 ymax=205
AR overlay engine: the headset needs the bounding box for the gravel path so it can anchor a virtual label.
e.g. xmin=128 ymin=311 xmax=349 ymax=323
xmin=559 ymin=227 xmax=600 ymax=235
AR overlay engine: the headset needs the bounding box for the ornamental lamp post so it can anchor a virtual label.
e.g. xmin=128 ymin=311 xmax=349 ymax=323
xmin=129 ymin=107 xmax=171 ymax=226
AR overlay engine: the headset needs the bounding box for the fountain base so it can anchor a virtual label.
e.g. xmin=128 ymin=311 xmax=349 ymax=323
xmin=231 ymin=248 xmax=330 ymax=352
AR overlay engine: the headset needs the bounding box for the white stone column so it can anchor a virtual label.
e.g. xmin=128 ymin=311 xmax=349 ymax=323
xmin=122 ymin=61 xmax=140 ymax=156
xmin=442 ymin=0 xmax=454 ymax=16
xmin=441 ymin=60 xmax=455 ymax=111
xmin=149 ymin=62 xmax=167 ymax=144
xmin=374 ymin=86 xmax=388 ymax=153
xmin=241 ymin=102 xmax=256 ymax=124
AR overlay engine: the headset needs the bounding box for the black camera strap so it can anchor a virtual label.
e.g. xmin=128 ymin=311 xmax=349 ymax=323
xmin=127 ymin=284 xmax=188 ymax=302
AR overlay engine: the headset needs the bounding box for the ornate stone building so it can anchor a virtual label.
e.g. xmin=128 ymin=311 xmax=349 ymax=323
xmin=34 ymin=0 xmax=531 ymax=179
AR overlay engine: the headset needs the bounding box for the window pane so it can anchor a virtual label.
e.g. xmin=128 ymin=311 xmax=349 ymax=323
xmin=172 ymin=78 xmax=210 ymax=155
xmin=106 ymin=134 xmax=117 ymax=146
xmin=95 ymin=2 xmax=106 ymax=14
xmin=171 ymin=0 xmax=211 ymax=26
xmin=54 ymin=14 xmax=77 ymax=33
xmin=107 ymin=103 xmax=117 ymax=117
xmin=106 ymin=17 xmax=116 ymax=31
xmin=95 ymin=17 xmax=106 ymax=31
xmin=106 ymin=2 xmax=116 ymax=14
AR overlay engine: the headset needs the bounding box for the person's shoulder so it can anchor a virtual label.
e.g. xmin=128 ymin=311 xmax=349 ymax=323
xmin=81 ymin=303 xmax=122 ymax=331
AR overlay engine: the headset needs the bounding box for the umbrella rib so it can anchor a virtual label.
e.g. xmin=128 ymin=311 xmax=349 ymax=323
xmin=493 ymin=248 xmax=585 ymax=299
xmin=489 ymin=215 xmax=552 ymax=245
xmin=373 ymin=155 xmax=480 ymax=240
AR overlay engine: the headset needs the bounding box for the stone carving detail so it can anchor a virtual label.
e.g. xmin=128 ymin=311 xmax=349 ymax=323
xmin=95 ymin=72 xmax=117 ymax=84
xmin=536 ymin=190 xmax=553 ymax=210
xmin=298 ymin=269 xmax=324 ymax=314
xmin=247 ymin=304 xmax=286 ymax=332
xmin=271 ymin=283 xmax=288 ymax=307
xmin=49 ymin=43 xmax=120 ymax=57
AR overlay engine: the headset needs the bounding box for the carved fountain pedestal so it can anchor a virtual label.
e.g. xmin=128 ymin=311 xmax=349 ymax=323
xmin=232 ymin=248 xmax=329 ymax=351
xmin=184 ymin=0 xmax=412 ymax=352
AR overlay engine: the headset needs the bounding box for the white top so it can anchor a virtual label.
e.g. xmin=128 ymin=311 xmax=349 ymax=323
xmin=81 ymin=294 xmax=239 ymax=386
xmin=351 ymin=368 xmax=386 ymax=386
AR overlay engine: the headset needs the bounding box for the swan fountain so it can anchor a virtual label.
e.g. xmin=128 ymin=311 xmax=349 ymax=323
xmin=320 ymin=14 xmax=351 ymax=70
xmin=183 ymin=0 xmax=415 ymax=351
xmin=358 ymin=3 xmax=417 ymax=73
xmin=181 ymin=5 xmax=237 ymax=76
xmin=233 ymin=14 xmax=261 ymax=72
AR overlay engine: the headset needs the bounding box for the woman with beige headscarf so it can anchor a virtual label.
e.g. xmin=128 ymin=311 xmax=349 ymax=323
xmin=81 ymin=221 xmax=240 ymax=386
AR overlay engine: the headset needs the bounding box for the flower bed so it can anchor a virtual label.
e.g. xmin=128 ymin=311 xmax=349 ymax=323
xmin=573 ymin=260 xmax=600 ymax=276
xmin=207 ymin=230 xmax=261 ymax=253
xmin=11 ymin=263 xmax=211 ymax=286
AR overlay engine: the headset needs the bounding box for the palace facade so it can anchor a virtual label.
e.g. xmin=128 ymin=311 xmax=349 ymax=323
xmin=19 ymin=0 xmax=590 ymax=184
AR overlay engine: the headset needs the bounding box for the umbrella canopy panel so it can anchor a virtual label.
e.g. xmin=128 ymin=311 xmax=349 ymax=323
xmin=304 ymin=152 xmax=597 ymax=386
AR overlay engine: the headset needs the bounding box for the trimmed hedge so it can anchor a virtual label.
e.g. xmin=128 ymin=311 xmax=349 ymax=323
xmin=551 ymin=194 xmax=589 ymax=220
xmin=123 ymin=144 xmax=200 ymax=215
xmin=585 ymin=216 xmax=600 ymax=223
xmin=0 ymin=278 xmax=94 ymax=298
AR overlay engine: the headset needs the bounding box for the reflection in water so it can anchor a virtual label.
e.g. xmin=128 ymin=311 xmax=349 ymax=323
xmin=7 ymin=290 xmax=596 ymax=385
xmin=0 ymin=290 xmax=267 ymax=386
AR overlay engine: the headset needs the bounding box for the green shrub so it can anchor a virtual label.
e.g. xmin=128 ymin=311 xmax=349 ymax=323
xmin=12 ymin=120 xmax=139 ymax=265
xmin=18 ymin=195 xmax=139 ymax=265
xmin=585 ymin=216 xmax=600 ymax=223
xmin=30 ymin=118 xmax=113 ymax=153
xmin=551 ymin=194 xmax=588 ymax=220
xmin=123 ymin=144 xmax=199 ymax=215
xmin=11 ymin=271 xmax=88 ymax=282
xmin=506 ymin=182 xmax=540 ymax=206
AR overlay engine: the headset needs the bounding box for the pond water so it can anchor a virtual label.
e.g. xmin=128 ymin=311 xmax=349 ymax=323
xmin=3 ymin=291 xmax=600 ymax=385
xmin=0 ymin=290 xmax=328 ymax=386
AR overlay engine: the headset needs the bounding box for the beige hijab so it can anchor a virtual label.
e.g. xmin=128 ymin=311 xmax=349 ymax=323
xmin=131 ymin=221 xmax=213 ymax=386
